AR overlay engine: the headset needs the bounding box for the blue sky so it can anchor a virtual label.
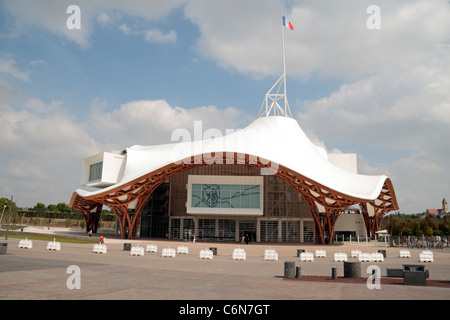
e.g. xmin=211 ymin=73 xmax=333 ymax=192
xmin=1 ymin=0 xmax=449 ymax=213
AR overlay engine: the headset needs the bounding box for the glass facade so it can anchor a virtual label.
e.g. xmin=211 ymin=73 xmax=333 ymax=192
xmin=191 ymin=184 xmax=260 ymax=209
xmin=260 ymin=220 xmax=279 ymax=242
xmin=170 ymin=218 xmax=180 ymax=239
xmin=197 ymin=219 xmax=216 ymax=240
xmin=140 ymin=182 xmax=169 ymax=238
xmin=139 ymin=164 xmax=315 ymax=243
xmin=218 ymin=219 xmax=236 ymax=241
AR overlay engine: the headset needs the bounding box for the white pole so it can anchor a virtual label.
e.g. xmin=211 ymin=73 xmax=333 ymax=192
xmin=5 ymin=195 xmax=13 ymax=240
xmin=281 ymin=15 xmax=286 ymax=114
xmin=0 ymin=205 xmax=6 ymax=230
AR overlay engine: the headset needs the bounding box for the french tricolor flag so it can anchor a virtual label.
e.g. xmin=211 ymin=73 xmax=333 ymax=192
xmin=282 ymin=16 xmax=294 ymax=31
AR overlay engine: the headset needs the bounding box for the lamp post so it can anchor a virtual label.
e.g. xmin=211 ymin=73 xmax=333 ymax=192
xmin=0 ymin=205 xmax=6 ymax=230
xmin=5 ymin=195 xmax=13 ymax=240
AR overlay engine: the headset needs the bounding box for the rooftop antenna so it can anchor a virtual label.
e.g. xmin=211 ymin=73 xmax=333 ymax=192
xmin=259 ymin=12 xmax=293 ymax=118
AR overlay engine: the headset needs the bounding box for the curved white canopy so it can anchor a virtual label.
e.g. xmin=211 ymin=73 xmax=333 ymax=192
xmin=75 ymin=116 xmax=390 ymax=202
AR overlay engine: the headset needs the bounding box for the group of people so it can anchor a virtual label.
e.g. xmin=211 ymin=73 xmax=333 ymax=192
xmin=87 ymin=228 xmax=104 ymax=244
xmin=241 ymin=233 xmax=252 ymax=244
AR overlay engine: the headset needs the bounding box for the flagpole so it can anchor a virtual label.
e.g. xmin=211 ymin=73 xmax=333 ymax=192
xmin=281 ymin=12 xmax=287 ymax=114
xmin=258 ymin=13 xmax=292 ymax=118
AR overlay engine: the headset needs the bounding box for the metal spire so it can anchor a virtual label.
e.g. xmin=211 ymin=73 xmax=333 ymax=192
xmin=258 ymin=13 xmax=292 ymax=118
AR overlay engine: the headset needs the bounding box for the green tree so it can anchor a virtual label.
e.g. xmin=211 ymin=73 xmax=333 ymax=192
xmin=439 ymin=217 xmax=450 ymax=235
xmin=56 ymin=202 xmax=72 ymax=213
xmin=0 ymin=197 xmax=18 ymax=224
xmin=421 ymin=216 xmax=438 ymax=235
xmin=33 ymin=202 xmax=47 ymax=213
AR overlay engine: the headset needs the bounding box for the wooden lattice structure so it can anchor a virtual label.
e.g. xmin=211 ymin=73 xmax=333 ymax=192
xmin=69 ymin=152 xmax=398 ymax=244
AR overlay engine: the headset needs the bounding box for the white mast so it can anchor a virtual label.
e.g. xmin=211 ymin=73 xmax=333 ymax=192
xmin=281 ymin=11 xmax=287 ymax=114
xmin=258 ymin=13 xmax=292 ymax=118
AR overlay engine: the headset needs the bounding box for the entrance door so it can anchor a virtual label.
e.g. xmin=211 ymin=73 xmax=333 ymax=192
xmin=239 ymin=220 xmax=256 ymax=243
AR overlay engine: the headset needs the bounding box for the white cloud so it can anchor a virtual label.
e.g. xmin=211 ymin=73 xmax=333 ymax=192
xmin=0 ymin=101 xmax=105 ymax=206
xmin=88 ymin=99 xmax=251 ymax=148
xmin=184 ymin=0 xmax=281 ymax=77
xmin=23 ymin=98 xmax=62 ymax=113
xmin=295 ymin=42 xmax=450 ymax=213
xmin=118 ymin=23 xmax=131 ymax=35
xmin=0 ymin=57 xmax=30 ymax=82
xmin=1 ymin=76 xmax=249 ymax=207
xmin=1 ymin=0 xmax=187 ymax=48
xmin=145 ymin=29 xmax=177 ymax=44
xmin=184 ymin=0 xmax=450 ymax=80
xmin=97 ymin=12 xmax=112 ymax=26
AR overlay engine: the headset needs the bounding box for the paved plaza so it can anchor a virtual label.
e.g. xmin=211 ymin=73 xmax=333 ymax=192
xmin=1 ymin=230 xmax=449 ymax=304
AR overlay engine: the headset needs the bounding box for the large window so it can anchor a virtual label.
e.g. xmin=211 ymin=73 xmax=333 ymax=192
xmin=191 ymin=184 xmax=260 ymax=209
xmin=89 ymin=162 xmax=103 ymax=181
xmin=187 ymin=175 xmax=263 ymax=215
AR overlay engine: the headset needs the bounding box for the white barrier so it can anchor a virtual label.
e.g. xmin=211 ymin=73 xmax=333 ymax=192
xmin=370 ymin=252 xmax=384 ymax=262
xmin=315 ymin=249 xmax=326 ymax=258
xmin=46 ymin=239 xmax=61 ymax=251
xmin=264 ymin=249 xmax=278 ymax=261
xmin=199 ymin=249 xmax=214 ymax=260
xmin=130 ymin=246 xmax=144 ymax=256
xmin=399 ymin=250 xmax=411 ymax=258
xmin=232 ymin=248 xmax=246 ymax=260
xmin=18 ymin=238 xmax=33 ymax=249
xmin=351 ymin=250 xmax=362 ymax=258
xmin=419 ymin=250 xmax=433 ymax=262
xmin=146 ymin=244 xmax=158 ymax=253
xmin=300 ymin=251 xmax=314 ymax=262
xmin=162 ymin=247 xmax=176 ymax=258
xmin=334 ymin=252 xmax=347 ymax=262
xmin=358 ymin=253 xmax=371 ymax=262
xmin=357 ymin=252 xmax=384 ymax=262
xmin=177 ymin=246 xmax=189 ymax=254
xmin=93 ymin=244 xmax=107 ymax=254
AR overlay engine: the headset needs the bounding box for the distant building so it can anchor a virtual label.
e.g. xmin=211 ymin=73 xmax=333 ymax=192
xmin=426 ymin=198 xmax=448 ymax=216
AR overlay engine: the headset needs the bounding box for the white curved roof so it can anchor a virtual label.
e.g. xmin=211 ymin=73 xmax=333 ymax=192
xmin=75 ymin=116 xmax=389 ymax=201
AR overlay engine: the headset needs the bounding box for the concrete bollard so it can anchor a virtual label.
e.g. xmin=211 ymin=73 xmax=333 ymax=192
xmin=0 ymin=243 xmax=7 ymax=255
xmin=331 ymin=267 xmax=338 ymax=279
xmin=284 ymin=261 xmax=296 ymax=279
xmin=296 ymin=266 xmax=301 ymax=278
xmin=344 ymin=261 xmax=361 ymax=278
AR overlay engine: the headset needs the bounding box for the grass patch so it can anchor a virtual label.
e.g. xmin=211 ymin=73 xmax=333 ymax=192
xmin=3 ymin=233 xmax=97 ymax=244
